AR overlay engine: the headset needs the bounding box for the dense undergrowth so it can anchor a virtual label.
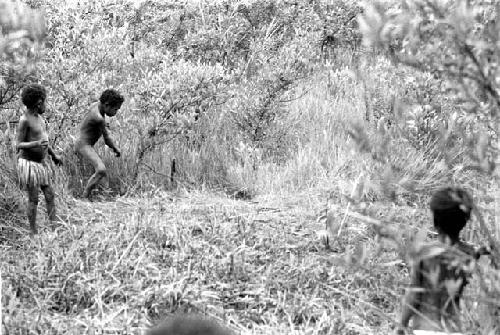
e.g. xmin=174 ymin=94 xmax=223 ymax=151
xmin=1 ymin=0 xmax=500 ymax=334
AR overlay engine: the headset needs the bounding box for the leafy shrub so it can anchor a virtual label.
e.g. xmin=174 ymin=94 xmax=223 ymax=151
xmin=356 ymin=1 xmax=500 ymax=331
xmin=312 ymin=0 xmax=362 ymax=56
xmin=0 ymin=0 xmax=381 ymax=199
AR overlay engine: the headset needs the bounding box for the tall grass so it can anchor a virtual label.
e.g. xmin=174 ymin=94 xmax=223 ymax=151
xmin=0 ymin=129 xmax=23 ymax=236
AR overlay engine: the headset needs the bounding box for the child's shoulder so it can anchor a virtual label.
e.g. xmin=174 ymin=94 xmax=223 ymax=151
xmin=417 ymin=242 xmax=476 ymax=279
xmin=456 ymin=240 xmax=478 ymax=258
xmin=18 ymin=112 xmax=33 ymax=125
xmin=85 ymin=107 xmax=104 ymax=122
xmin=412 ymin=240 xmax=475 ymax=268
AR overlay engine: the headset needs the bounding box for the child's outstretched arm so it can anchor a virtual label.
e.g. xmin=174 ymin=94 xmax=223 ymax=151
xmin=101 ymin=121 xmax=120 ymax=157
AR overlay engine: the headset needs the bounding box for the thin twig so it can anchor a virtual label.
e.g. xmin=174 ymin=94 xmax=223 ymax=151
xmin=110 ymin=231 xmax=140 ymax=275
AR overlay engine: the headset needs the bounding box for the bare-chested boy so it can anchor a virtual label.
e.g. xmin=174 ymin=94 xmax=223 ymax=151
xmin=75 ymin=89 xmax=124 ymax=199
xmin=16 ymin=84 xmax=62 ymax=235
xmin=396 ymin=187 xmax=490 ymax=335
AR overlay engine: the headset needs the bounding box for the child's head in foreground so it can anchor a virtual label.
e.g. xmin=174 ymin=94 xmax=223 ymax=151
xmin=430 ymin=187 xmax=473 ymax=242
xmin=147 ymin=314 xmax=233 ymax=335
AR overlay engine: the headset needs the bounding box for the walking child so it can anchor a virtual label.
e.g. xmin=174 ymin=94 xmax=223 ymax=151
xmin=396 ymin=187 xmax=490 ymax=335
xmin=75 ymin=89 xmax=124 ymax=199
xmin=16 ymin=84 xmax=62 ymax=235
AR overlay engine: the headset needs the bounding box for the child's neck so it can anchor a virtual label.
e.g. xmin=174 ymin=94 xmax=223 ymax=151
xmin=27 ymin=108 xmax=39 ymax=116
xmin=98 ymin=103 xmax=105 ymax=117
xmin=438 ymin=234 xmax=459 ymax=245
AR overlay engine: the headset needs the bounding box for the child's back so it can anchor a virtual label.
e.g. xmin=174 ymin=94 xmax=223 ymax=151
xmin=397 ymin=187 xmax=486 ymax=334
xmin=408 ymin=240 xmax=476 ymax=332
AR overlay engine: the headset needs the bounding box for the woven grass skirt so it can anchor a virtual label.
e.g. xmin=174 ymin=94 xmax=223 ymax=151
xmin=17 ymin=157 xmax=51 ymax=188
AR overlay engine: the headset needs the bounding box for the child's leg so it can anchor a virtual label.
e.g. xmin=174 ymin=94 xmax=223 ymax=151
xmin=41 ymin=184 xmax=56 ymax=221
xmin=78 ymin=145 xmax=106 ymax=198
xmin=27 ymin=185 xmax=39 ymax=235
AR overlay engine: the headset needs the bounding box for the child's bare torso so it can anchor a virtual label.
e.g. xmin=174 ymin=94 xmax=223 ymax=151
xmin=76 ymin=104 xmax=105 ymax=147
xmin=19 ymin=113 xmax=49 ymax=162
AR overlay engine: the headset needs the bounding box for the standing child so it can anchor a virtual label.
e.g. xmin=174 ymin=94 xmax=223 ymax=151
xmin=75 ymin=89 xmax=124 ymax=199
xmin=16 ymin=84 xmax=62 ymax=236
xmin=396 ymin=187 xmax=490 ymax=335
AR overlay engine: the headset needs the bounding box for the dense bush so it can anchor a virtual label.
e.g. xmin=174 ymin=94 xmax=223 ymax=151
xmin=1 ymin=0 xmax=367 ymax=198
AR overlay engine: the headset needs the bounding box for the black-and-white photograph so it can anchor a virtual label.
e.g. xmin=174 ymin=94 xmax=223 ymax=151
xmin=1 ymin=1 xmax=499 ymax=334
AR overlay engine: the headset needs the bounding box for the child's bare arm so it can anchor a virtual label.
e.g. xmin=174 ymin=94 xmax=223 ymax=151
xmin=48 ymin=146 xmax=63 ymax=165
xmin=16 ymin=118 xmax=44 ymax=150
xmin=48 ymin=146 xmax=56 ymax=157
xmin=399 ymin=290 xmax=416 ymax=328
xmin=101 ymin=121 xmax=120 ymax=156
xmin=396 ymin=266 xmax=420 ymax=334
xmin=457 ymin=240 xmax=492 ymax=260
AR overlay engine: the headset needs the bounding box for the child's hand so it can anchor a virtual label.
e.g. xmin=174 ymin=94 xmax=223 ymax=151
xmin=38 ymin=139 xmax=49 ymax=148
xmin=52 ymin=154 xmax=63 ymax=166
xmin=477 ymin=246 xmax=491 ymax=257
xmin=114 ymin=148 xmax=121 ymax=157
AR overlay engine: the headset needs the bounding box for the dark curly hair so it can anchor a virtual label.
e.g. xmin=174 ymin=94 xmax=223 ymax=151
xmin=99 ymin=89 xmax=124 ymax=107
xmin=148 ymin=314 xmax=233 ymax=335
xmin=430 ymin=187 xmax=473 ymax=241
xmin=21 ymin=84 xmax=46 ymax=109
